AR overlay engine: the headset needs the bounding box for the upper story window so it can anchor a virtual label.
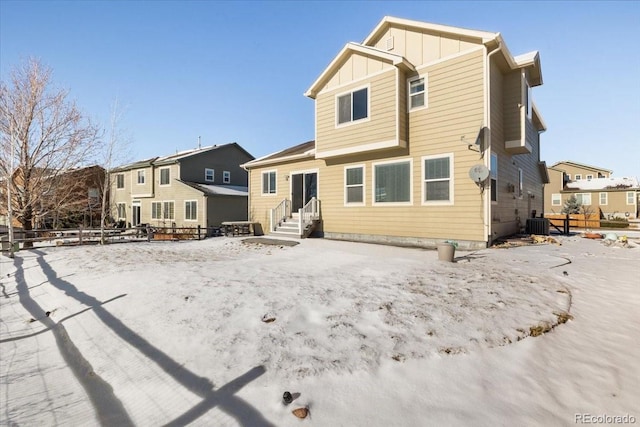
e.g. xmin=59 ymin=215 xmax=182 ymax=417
xmin=160 ymin=167 xmax=171 ymax=186
xmin=337 ymin=86 xmax=368 ymax=126
xmin=205 ymin=168 xmax=214 ymax=182
xmin=116 ymin=174 xmax=125 ymax=189
xmin=223 ymin=171 xmax=231 ymax=183
xmin=345 ymin=166 xmax=364 ymax=205
xmin=408 ymin=76 xmax=427 ymax=111
xmin=137 ymin=170 xmax=145 ymax=185
xmin=423 ymin=154 xmax=453 ymax=204
xmin=575 ymin=174 xmax=582 ymax=180
xmin=262 ymin=170 xmax=276 ymax=195
xmin=586 ymin=174 xmax=593 ymax=180
xmin=524 ymin=75 xmax=532 ymax=119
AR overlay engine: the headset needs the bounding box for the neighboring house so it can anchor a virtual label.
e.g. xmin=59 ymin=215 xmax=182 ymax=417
xmin=242 ymin=16 xmax=549 ymax=249
xmin=546 ymin=161 xmax=639 ymax=219
xmin=1 ymin=165 xmax=105 ymax=229
xmin=111 ymin=143 xmax=254 ymax=231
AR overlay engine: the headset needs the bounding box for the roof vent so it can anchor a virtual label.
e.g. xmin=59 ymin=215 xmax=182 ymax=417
xmin=386 ymin=36 xmax=394 ymax=51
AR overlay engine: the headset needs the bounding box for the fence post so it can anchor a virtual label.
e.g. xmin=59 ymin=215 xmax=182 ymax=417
xmin=197 ymin=225 xmax=201 ymax=240
xmin=79 ymin=226 xmax=83 ymax=246
xmin=564 ymin=214 xmax=569 ymax=235
xmin=147 ymin=225 xmax=152 ymax=242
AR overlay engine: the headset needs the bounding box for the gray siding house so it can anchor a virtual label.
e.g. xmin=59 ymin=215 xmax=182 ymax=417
xmin=111 ymin=143 xmax=254 ymax=232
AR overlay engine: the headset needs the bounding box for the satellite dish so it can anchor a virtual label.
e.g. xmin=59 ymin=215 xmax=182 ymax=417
xmin=469 ymin=164 xmax=490 ymax=184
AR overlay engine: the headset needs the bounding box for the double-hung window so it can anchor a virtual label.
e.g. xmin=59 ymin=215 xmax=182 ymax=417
xmin=408 ymin=76 xmax=426 ymax=110
xmin=262 ymin=171 xmax=276 ymax=194
xmin=575 ymin=174 xmax=582 ymax=181
xmin=163 ymin=201 xmax=175 ymax=220
xmin=205 ymin=168 xmax=214 ymax=182
xmin=345 ymin=166 xmax=364 ymax=205
xmin=160 ymin=168 xmax=171 ymax=186
xmin=116 ymin=174 xmax=125 ymax=189
xmin=151 ymin=202 xmax=162 ymax=220
xmin=423 ymin=154 xmax=453 ymax=204
xmin=337 ymin=86 xmax=368 ymax=125
xmin=576 ymin=193 xmax=591 ymax=205
xmin=599 ymin=193 xmax=608 ymax=205
xmin=137 ymin=170 xmax=145 ymax=185
xmin=223 ymin=171 xmax=231 ymax=183
xmin=627 ymin=192 xmax=635 ymax=205
xmin=116 ymin=203 xmax=126 ymax=219
xmin=185 ymin=201 xmax=197 ymax=221
xmin=374 ymin=160 xmax=411 ymax=204
xmin=552 ymin=194 xmax=562 ymax=206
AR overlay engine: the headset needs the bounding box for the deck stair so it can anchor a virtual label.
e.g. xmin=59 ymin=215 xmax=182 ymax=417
xmin=270 ymin=198 xmax=320 ymax=238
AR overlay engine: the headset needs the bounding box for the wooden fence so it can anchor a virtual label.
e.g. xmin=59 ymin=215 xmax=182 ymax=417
xmin=546 ymin=214 xmax=601 ymax=229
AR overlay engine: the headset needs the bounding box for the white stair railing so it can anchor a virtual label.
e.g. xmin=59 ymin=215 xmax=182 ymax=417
xmin=270 ymin=198 xmax=291 ymax=232
xmin=298 ymin=197 xmax=320 ymax=236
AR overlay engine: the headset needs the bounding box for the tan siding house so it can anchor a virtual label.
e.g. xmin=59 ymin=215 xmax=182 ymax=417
xmin=545 ymin=161 xmax=639 ymax=220
xmin=244 ymin=16 xmax=549 ymax=249
xmin=111 ymin=143 xmax=254 ymax=233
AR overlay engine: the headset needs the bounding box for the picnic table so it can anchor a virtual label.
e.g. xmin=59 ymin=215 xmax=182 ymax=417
xmin=221 ymin=221 xmax=257 ymax=237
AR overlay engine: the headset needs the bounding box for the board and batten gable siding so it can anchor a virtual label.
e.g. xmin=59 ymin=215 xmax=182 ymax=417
xmin=324 ymin=53 xmax=394 ymax=91
xmin=316 ymin=67 xmax=399 ymax=156
xmin=368 ymin=25 xmax=482 ymax=66
xmin=178 ymin=145 xmax=251 ymax=185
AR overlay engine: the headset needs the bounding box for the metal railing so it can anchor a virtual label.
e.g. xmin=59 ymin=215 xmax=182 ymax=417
xmin=270 ymin=198 xmax=291 ymax=232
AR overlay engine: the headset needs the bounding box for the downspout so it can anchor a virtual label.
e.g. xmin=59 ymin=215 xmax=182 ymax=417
xmin=485 ymin=40 xmax=503 ymax=246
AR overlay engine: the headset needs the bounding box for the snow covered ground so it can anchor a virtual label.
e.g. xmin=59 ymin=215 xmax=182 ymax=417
xmin=1 ymin=233 xmax=638 ymax=426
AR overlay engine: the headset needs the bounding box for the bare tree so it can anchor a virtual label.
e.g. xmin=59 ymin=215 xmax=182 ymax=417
xmin=0 ymin=58 xmax=100 ymax=246
xmin=99 ymin=99 xmax=132 ymax=244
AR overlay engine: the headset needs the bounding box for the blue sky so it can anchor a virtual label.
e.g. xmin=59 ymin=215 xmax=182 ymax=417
xmin=1 ymin=1 xmax=639 ymax=177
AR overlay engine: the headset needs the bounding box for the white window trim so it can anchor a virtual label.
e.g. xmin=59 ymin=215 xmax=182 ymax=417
xmin=162 ymin=200 xmax=175 ymax=220
xmin=372 ymin=158 xmax=413 ymax=206
xmin=116 ymin=202 xmax=126 ymax=220
xmin=344 ymin=165 xmax=366 ymax=206
xmin=422 ymin=153 xmax=454 ymax=206
xmin=575 ymin=174 xmax=582 ymax=180
xmin=184 ymin=200 xmax=198 ymax=221
xmin=116 ymin=173 xmax=125 ymax=190
xmin=151 ymin=201 xmax=162 ymax=220
xmin=552 ymin=193 xmax=561 ymax=206
xmin=223 ymin=170 xmax=231 ymax=184
xmin=137 ymin=170 xmax=145 ymax=185
xmin=335 ymin=84 xmax=371 ymax=128
xmin=576 ymin=193 xmax=592 ymax=206
xmin=586 ymin=174 xmax=593 ymax=180
xmin=627 ymin=191 xmax=635 ymax=205
xmin=261 ymin=170 xmax=277 ymax=196
xmin=407 ymin=74 xmax=428 ymax=112
xmin=205 ymin=168 xmax=215 ymax=182
xmin=599 ymin=192 xmax=608 ymax=206
xmin=523 ymin=72 xmax=532 ymax=119
xmin=159 ymin=167 xmax=171 ymax=186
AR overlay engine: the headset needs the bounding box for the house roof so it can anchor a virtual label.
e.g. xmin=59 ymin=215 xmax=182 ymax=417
xmin=242 ymin=140 xmax=315 ymax=169
xmin=550 ymin=161 xmax=613 ymax=174
xmin=115 ymin=142 xmax=253 ymax=171
xmin=304 ymin=43 xmax=415 ymax=99
xmin=179 ymin=181 xmax=249 ymax=196
xmin=565 ymin=177 xmax=639 ymax=191
xmin=362 ymin=16 xmax=498 ymax=45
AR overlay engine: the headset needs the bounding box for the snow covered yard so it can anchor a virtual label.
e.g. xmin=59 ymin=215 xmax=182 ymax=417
xmin=1 ymin=234 xmax=638 ymax=426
